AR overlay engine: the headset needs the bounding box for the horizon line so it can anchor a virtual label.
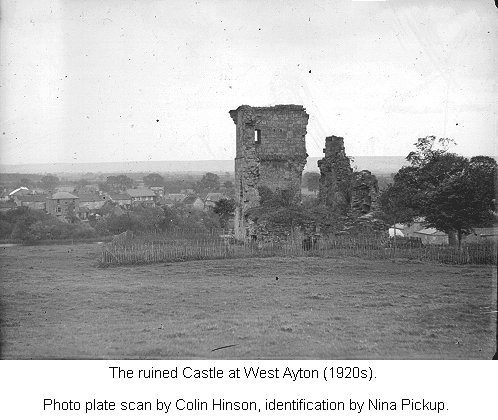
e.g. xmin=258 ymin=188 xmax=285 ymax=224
xmin=0 ymin=155 xmax=415 ymax=167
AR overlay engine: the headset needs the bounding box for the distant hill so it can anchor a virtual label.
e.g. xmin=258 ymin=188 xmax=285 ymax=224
xmin=305 ymin=156 xmax=407 ymax=174
xmin=0 ymin=156 xmax=408 ymax=176
xmin=0 ymin=160 xmax=235 ymax=175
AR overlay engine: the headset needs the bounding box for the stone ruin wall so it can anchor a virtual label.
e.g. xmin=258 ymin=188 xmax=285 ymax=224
xmin=230 ymin=105 xmax=309 ymax=239
xmin=317 ymin=136 xmax=353 ymax=214
xmin=351 ymin=170 xmax=379 ymax=217
xmin=318 ymin=135 xmax=379 ymax=218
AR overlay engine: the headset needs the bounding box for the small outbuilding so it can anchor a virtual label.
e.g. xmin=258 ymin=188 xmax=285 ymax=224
xmin=412 ymin=227 xmax=448 ymax=245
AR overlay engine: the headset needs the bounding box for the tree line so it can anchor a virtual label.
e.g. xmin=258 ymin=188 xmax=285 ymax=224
xmin=3 ymin=172 xmax=235 ymax=195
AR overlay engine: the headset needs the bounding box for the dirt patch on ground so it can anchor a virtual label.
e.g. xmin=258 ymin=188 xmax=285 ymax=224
xmin=0 ymin=243 xmax=496 ymax=359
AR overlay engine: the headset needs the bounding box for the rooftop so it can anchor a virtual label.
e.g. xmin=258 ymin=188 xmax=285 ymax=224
xmin=414 ymin=228 xmax=447 ymax=236
xmin=183 ymin=195 xmax=202 ymax=205
xmin=163 ymin=193 xmax=187 ymax=201
xmin=50 ymin=192 xmax=79 ymax=200
xmin=20 ymin=195 xmax=48 ymax=202
xmin=472 ymin=227 xmax=498 ymax=236
xmin=229 ymin=104 xmax=307 ymax=123
xmin=126 ymin=188 xmax=156 ymax=197
xmin=108 ymin=193 xmax=131 ymax=200
xmin=204 ymin=193 xmax=227 ymax=202
xmin=78 ymin=193 xmax=104 ymax=201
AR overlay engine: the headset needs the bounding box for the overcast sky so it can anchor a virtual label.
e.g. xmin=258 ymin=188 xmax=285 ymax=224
xmin=0 ymin=0 xmax=496 ymax=165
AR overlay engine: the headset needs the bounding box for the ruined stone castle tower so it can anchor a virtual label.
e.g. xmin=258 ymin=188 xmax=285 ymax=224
xmin=318 ymin=135 xmax=379 ymax=217
xmin=317 ymin=136 xmax=353 ymax=214
xmin=229 ymin=105 xmax=309 ymax=239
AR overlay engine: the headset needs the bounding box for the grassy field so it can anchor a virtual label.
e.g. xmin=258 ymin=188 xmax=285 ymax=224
xmin=1 ymin=243 xmax=496 ymax=359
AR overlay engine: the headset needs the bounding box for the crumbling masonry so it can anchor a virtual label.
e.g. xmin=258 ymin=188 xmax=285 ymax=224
xmin=317 ymin=136 xmax=354 ymax=215
xmin=230 ymin=105 xmax=309 ymax=239
xmin=351 ymin=170 xmax=379 ymax=217
xmin=318 ymin=135 xmax=379 ymax=217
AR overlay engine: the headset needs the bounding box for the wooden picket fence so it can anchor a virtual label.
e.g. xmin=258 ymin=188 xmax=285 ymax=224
xmin=100 ymin=233 xmax=497 ymax=266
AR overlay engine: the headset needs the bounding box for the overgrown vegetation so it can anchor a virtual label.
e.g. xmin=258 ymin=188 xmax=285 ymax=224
xmin=213 ymin=198 xmax=235 ymax=228
xmin=0 ymin=202 xmax=229 ymax=243
xmin=0 ymin=207 xmax=95 ymax=243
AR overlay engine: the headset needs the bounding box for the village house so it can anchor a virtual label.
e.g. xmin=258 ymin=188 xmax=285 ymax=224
xmin=105 ymin=192 xmax=132 ymax=209
xmin=31 ymin=188 xmax=49 ymax=195
xmin=16 ymin=194 xmax=48 ymax=211
xmin=388 ymin=224 xmax=405 ymax=237
xmin=75 ymin=193 xmax=106 ymax=221
xmin=390 ymin=220 xmax=448 ymax=245
xmin=46 ymin=192 xmax=79 ymax=221
xmin=77 ymin=193 xmax=106 ymax=210
xmin=182 ymin=195 xmax=204 ymax=210
xmin=150 ymin=185 xmax=165 ymax=197
xmin=391 ymin=221 xmax=498 ymax=246
xmin=126 ymin=188 xmax=157 ymax=207
xmin=412 ymin=227 xmax=449 ymax=245
xmin=203 ymin=192 xmax=227 ymax=211
xmin=159 ymin=193 xmax=187 ymax=207
xmin=462 ymin=227 xmax=498 ymax=244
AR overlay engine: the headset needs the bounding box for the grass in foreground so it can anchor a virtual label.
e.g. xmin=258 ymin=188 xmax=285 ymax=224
xmin=0 ymin=243 xmax=496 ymax=359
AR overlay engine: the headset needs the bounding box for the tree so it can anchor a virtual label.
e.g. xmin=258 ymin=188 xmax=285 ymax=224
xmin=76 ymin=178 xmax=89 ymax=188
xmin=197 ymin=172 xmax=220 ymax=192
xmin=133 ymin=206 xmax=166 ymax=232
xmin=65 ymin=201 xmax=79 ymax=224
xmin=143 ymin=173 xmax=164 ymax=188
xmin=0 ymin=219 xmax=13 ymax=239
xmin=406 ymin=135 xmax=456 ymax=167
xmin=213 ymin=198 xmax=235 ymax=228
xmin=103 ymin=174 xmax=134 ymax=192
xmin=384 ymin=136 xmax=497 ymax=247
xmin=96 ymin=213 xmax=139 ymax=235
xmin=378 ymin=182 xmax=419 ymax=252
xmin=423 ymin=158 xmax=497 ymax=245
xmin=378 ymin=182 xmax=418 ymax=227
xmin=20 ymin=177 xmax=33 ymax=188
xmin=468 ymin=156 xmax=498 ymax=215
xmin=4 ymin=207 xmax=95 ymax=242
xmin=159 ymin=206 xmax=181 ymax=231
xmin=250 ymin=188 xmax=312 ymax=235
xmin=40 ymin=174 xmax=59 ymax=190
